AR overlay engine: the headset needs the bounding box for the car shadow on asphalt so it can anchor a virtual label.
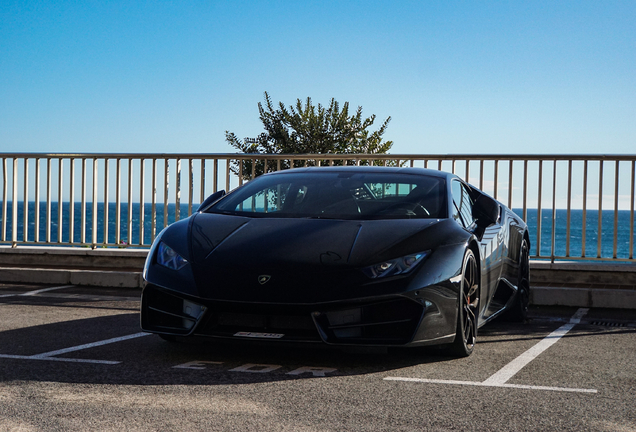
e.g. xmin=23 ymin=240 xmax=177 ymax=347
xmin=1 ymin=311 xmax=633 ymax=386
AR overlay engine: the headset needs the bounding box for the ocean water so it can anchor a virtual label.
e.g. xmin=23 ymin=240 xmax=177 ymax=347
xmin=1 ymin=202 xmax=635 ymax=259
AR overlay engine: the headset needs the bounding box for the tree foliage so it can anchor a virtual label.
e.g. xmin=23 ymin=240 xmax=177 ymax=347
xmin=225 ymin=92 xmax=394 ymax=178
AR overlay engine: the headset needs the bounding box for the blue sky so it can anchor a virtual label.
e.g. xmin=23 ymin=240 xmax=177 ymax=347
xmin=1 ymin=0 xmax=634 ymax=155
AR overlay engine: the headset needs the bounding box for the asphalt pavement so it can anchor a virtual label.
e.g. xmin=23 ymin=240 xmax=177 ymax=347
xmin=1 ymin=283 xmax=635 ymax=431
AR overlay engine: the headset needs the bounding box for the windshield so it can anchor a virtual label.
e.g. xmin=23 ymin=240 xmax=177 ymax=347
xmin=208 ymin=171 xmax=447 ymax=220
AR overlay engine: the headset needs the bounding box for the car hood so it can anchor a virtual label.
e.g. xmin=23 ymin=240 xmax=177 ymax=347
xmin=184 ymin=213 xmax=464 ymax=303
xmin=190 ymin=213 xmax=448 ymax=266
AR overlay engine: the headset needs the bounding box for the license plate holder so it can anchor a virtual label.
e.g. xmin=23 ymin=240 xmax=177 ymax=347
xmin=234 ymin=331 xmax=285 ymax=339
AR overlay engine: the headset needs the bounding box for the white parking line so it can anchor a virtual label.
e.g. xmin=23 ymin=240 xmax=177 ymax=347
xmin=20 ymin=285 xmax=76 ymax=296
xmin=383 ymin=377 xmax=597 ymax=394
xmin=482 ymin=308 xmax=588 ymax=386
xmin=31 ymin=332 xmax=151 ymax=358
xmin=0 ymin=332 xmax=151 ymax=365
xmin=385 ymin=308 xmax=597 ymax=393
xmin=0 ymin=285 xmax=75 ymax=298
xmin=0 ymin=354 xmax=119 ymax=365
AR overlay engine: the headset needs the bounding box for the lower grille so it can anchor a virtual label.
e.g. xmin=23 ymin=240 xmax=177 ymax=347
xmin=314 ymin=297 xmax=424 ymax=345
xmin=142 ymin=285 xmax=424 ymax=346
xmin=198 ymin=310 xmax=321 ymax=341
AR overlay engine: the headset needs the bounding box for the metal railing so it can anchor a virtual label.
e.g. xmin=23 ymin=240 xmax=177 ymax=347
xmin=1 ymin=152 xmax=635 ymax=262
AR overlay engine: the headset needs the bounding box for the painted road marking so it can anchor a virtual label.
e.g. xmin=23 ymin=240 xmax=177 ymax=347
xmin=385 ymin=308 xmax=597 ymax=394
xmin=383 ymin=377 xmax=597 ymax=394
xmin=31 ymin=332 xmax=151 ymax=358
xmin=482 ymin=308 xmax=589 ymax=386
xmin=173 ymin=361 xmax=224 ymax=370
xmin=173 ymin=361 xmax=338 ymax=377
xmin=0 ymin=285 xmax=75 ymax=298
xmin=21 ymin=285 xmax=76 ymax=296
xmin=0 ymin=332 xmax=151 ymax=364
xmin=0 ymin=354 xmax=119 ymax=365
xmin=229 ymin=364 xmax=283 ymax=373
xmin=286 ymin=366 xmax=337 ymax=377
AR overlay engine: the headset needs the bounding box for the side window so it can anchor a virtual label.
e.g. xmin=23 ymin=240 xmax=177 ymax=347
xmin=235 ymin=183 xmax=293 ymax=213
xmin=451 ymin=180 xmax=474 ymax=229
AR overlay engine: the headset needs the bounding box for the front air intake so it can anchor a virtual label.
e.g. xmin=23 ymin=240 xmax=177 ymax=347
xmin=141 ymin=284 xmax=206 ymax=335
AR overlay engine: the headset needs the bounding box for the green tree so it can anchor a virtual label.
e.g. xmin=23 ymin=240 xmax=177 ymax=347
xmin=226 ymin=92 xmax=394 ymax=179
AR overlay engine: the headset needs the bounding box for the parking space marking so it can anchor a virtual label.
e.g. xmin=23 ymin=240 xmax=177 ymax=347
xmin=383 ymin=377 xmax=597 ymax=394
xmin=0 ymin=285 xmax=76 ymax=298
xmin=31 ymin=332 xmax=151 ymax=358
xmin=385 ymin=308 xmax=597 ymax=393
xmin=482 ymin=308 xmax=588 ymax=385
xmin=21 ymin=285 xmax=77 ymax=296
xmin=0 ymin=332 xmax=151 ymax=365
xmin=0 ymin=354 xmax=119 ymax=365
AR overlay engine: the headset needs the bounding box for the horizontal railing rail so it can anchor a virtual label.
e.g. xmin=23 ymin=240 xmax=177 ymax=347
xmin=1 ymin=152 xmax=635 ymax=262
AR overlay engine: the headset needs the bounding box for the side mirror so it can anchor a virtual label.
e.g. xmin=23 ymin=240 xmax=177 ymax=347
xmin=472 ymin=193 xmax=499 ymax=228
xmin=197 ymin=190 xmax=226 ymax=212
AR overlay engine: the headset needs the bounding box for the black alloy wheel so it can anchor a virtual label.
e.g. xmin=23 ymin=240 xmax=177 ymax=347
xmin=449 ymin=249 xmax=479 ymax=357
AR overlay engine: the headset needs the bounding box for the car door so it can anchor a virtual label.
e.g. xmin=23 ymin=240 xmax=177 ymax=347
xmin=451 ymin=179 xmax=504 ymax=316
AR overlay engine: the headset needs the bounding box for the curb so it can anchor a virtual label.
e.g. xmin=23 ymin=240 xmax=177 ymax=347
xmin=0 ymin=267 xmax=142 ymax=288
xmin=531 ymin=286 xmax=636 ymax=309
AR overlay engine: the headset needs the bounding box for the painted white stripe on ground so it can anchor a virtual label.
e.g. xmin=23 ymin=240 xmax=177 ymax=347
xmin=482 ymin=307 xmax=589 ymax=385
xmin=0 ymin=285 xmax=76 ymax=298
xmin=0 ymin=354 xmax=119 ymax=365
xmin=383 ymin=377 xmax=597 ymax=394
xmin=31 ymin=332 xmax=151 ymax=358
xmin=20 ymin=285 xmax=75 ymax=296
xmin=385 ymin=308 xmax=594 ymax=393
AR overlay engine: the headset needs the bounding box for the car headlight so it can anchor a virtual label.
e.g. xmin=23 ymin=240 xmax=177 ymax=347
xmin=156 ymin=242 xmax=188 ymax=271
xmin=362 ymin=251 xmax=430 ymax=279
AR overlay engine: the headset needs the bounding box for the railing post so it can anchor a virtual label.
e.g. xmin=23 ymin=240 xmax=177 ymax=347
xmin=630 ymin=160 xmax=635 ymax=260
xmin=597 ymin=160 xmax=603 ymax=258
xmin=200 ymin=158 xmax=206 ymax=204
xmin=104 ymin=159 xmax=109 ymax=245
xmin=46 ymin=158 xmax=52 ymax=244
xmin=163 ymin=159 xmax=169 ymax=229
xmin=128 ymin=158 xmax=133 ymax=245
xmin=140 ymin=158 xmax=145 ymax=245
xmin=536 ymin=160 xmax=543 ymax=257
xmin=57 ymin=158 xmax=63 ymax=243
xmin=92 ymin=158 xmax=98 ymax=247
xmin=175 ymin=158 xmax=181 ymax=221
xmin=1 ymin=158 xmax=7 ymax=242
xmin=23 ymin=158 xmax=29 ymax=243
xmin=613 ymin=160 xmax=619 ymax=259
xmin=115 ymin=158 xmax=121 ymax=245
xmin=80 ymin=158 xmax=86 ymax=245
xmin=566 ymin=160 xmax=572 ymax=257
xmin=551 ymin=160 xmax=557 ymax=263
xmin=68 ymin=158 xmax=73 ymax=244
xmin=581 ymin=160 xmax=588 ymax=257
xmin=188 ymin=158 xmax=193 ymax=216
xmin=151 ymin=158 xmax=157 ymax=241
xmin=11 ymin=158 xmax=18 ymax=246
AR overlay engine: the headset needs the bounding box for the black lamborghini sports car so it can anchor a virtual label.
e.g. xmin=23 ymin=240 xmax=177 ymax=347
xmin=141 ymin=167 xmax=530 ymax=357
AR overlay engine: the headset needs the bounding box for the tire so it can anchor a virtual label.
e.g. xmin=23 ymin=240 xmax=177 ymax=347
xmin=448 ymin=249 xmax=479 ymax=358
xmin=503 ymin=239 xmax=530 ymax=322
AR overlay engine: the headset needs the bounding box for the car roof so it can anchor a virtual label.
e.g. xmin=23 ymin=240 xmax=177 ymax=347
xmin=261 ymin=166 xmax=453 ymax=180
